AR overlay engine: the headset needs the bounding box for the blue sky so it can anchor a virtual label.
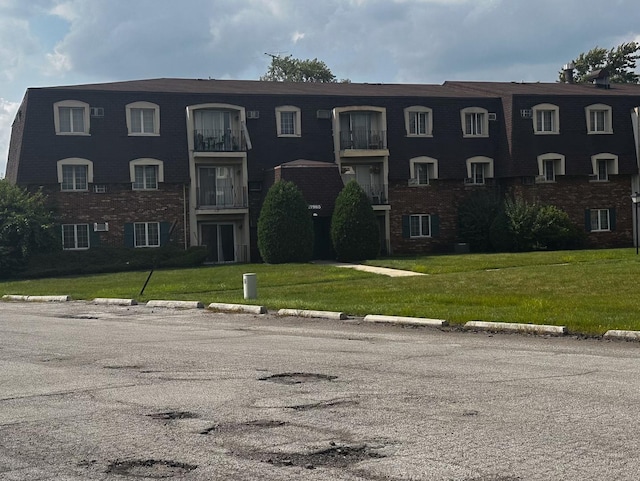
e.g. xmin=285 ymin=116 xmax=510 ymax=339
xmin=1 ymin=0 xmax=639 ymax=176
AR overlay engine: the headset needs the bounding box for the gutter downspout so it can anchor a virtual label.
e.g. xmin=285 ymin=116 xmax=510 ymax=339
xmin=183 ymin=183 xmax=188 ymax=249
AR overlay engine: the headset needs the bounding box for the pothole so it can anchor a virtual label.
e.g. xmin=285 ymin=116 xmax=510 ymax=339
xmin=147 ymin=411 xmax=199 ymax=420
xmin=200 ymin=419 xmax=287 ymax=435
xmin=289 ymin=399 xmax=358 ymax=411
xmin=258 ymin=372 xmax=338 ymax=385
xmin=58 ymin=314 xmax=100 ymax=320
xmin=106 ymin=459 xmax=197 ymax=478
xmin=104 ymin=364 xmax=143 ymax=370
xmin=261 ymin=443 xmax=385 ymax=469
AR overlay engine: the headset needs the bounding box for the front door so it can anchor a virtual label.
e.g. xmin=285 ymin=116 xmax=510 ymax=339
xmin=201 ymin=224 xmax=235 ymax=263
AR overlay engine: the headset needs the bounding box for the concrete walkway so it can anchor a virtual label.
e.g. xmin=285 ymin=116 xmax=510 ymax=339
xmin=322 ymin=261 xmax=427 ymax=277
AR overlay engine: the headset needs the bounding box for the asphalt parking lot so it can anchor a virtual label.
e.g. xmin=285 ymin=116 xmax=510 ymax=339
xmin=1 ymin=300 xmax=640 ymax=480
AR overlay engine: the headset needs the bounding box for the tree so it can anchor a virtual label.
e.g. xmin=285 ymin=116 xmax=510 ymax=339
xmin=260 ymin=55 xmax=338 ymax=83
xmin=257 ymin=180 xmax=313 ymax=264
xmin=330 ymin=181 xmax=379 ymax=262
xmin=0 ymin=180 xmax=58 ymax=277
xmin=561 ymin=42 xmax=640 ymax=84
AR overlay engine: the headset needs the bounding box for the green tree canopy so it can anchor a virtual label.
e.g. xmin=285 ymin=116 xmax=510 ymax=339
xmin=257 ymin=180 xmax=313 ymax=263
xmin=260 ymin=55 xmax=339 ymax=83
xmin=0 ymin=180 xmax=58 ymax=277
xmin=330 ymin=180 xmax=379 ymax=262
xmin=561 ymin=42 xmax=640 ymax=84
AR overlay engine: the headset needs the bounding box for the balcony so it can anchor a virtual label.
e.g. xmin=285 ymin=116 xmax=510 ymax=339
xmin=196 ymin=186 xmax=247 ymax=209
xmin=360 ymin=183 xmax=388 ymax=205
xmin=194 ymin=129 xmax=247 ymax=152
xmin=339 ymin=129 xmax=387 ymax=151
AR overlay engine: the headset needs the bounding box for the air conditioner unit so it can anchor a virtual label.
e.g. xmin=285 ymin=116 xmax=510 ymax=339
xmin=488 ymin=113 xmax=497 ymax=121
xmin=535 ymin=175 xmax=547 ymax=183
xmin=246 ymin=110 xmax=260 ymax=119
xmin=93 ymin=222 xmax=109 ymax=232
xmin=93 ymin=184 xmax=106 ymax=193
xmin=90 ymin=107 xmax=104 ymax=117
xmin=588 ymin=174 xmax=599 ymax=181
xmin=408 ymin=178 xmax=420 ymax=186
xmin=520 ymin=109 xmax=532 ymax=119
xmin=464 ymin=177 xmax=475 ymax=184
xmin=316 ymin=109 xmax=332 ymax=119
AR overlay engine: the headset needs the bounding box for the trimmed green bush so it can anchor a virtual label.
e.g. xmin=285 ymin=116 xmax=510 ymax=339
xmin=458 ymin=190 xmax=503 ymax=252
xmin=331 ymin=180 xmax=379 ymax=262
xmin=257 ymin=180 xmax=313 ymax=263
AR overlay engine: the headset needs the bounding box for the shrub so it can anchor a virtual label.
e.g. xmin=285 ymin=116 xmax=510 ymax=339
xmin=330 ymin=180 xmax=379 ymax=262
xmin=257 ymin=180 xmax=313 ymax=263
xmin=457 ymin=190 xmax=503 ymax=252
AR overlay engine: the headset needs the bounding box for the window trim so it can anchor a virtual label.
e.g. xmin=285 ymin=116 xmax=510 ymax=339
xmin=56 ymin=158 xmax=93 ymax=191
xmin=460 ymin=107 xmax=489 ymax=138
xmin=126 ymin=101 xmax=160 ymax=136
xmin=585 ymin=103 xmax=613 ymax=134
xmin=129 ymin=158 xmax=164 ymax=190
xmin=465 ymin=156 xmax=494 ymax=185
xmin=53 ymin=100 xmax=90 ymax=135
xmin=404 ymin=106 xmax=433 ymax=137
xmin=62 ymin=224 xmax=90 ymax=250
xmin=409 ymin=214 xmax=432 ymax=238
xmin=532 ymin=103 xmax=560 ymax=135
xmin=589 ymin=209 xmax=611 ymax=232
xmin=409 ymin=156 xmax=438 ymax=185
xmin=275 ymin=105 xmax=301 ymax=137
xmin=134 ymin=222 xmax=161 ymax=248
xmin=536 ymin=153 xmax=565 ymax=182
xmin=590 ymin=153 xmax=618 ymax=182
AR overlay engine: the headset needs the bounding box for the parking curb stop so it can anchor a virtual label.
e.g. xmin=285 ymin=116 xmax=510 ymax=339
xmin=464 ymin=320 xmax=567 ymax=336
xmin=2 ymin=294 xmax=70 ymax=302
xmin=364 ymin=314 xmax=448 ymax=327
xmin=207 ymin=303 xmax=266 ymax=314
xmin=278 ymin=308 xmax=347 ymax=320
xmin=146 ymin=300 xmax=204 ymax=309
xmin=603 ymin=330 xmax=640 ymax=341
xmin=93 ymin=298 xmax=138 ymax=306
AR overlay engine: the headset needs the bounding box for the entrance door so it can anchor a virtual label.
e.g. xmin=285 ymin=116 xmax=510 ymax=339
xmin=201 ymin=224 xmax=235 ymax=263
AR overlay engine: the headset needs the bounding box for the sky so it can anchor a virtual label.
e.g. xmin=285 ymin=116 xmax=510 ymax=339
xmin=1 ymin=0 xmax=639 ymax=177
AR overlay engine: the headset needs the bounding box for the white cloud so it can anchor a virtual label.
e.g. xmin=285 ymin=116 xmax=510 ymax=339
xmin=44 ymin=44 xmax=72 ymax=74
xmin=292 ymin=31 xmax=305 ymax=43
xmin=0 ymin=98 xmax=20 ymax=178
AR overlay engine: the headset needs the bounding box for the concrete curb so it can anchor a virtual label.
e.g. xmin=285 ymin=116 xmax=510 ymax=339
xmin=464 ymin=320 xmax=567 ymax=336
xmin=2 ymin=294 xmax=70 ymax=302
xmin=363 ymin=314 xmax=448 ymax=327
xmin=146 ymin=300 xmax=204 ymax=309
xmin=603 ymin=330 xmax=640 ymax=341
xmin=207 ymin=302 xmax=267 ymax=315
xmin=278 ymin=308 xmax=347 ymax=320
xmin=92 ymin=298 xmax=138 ymax=306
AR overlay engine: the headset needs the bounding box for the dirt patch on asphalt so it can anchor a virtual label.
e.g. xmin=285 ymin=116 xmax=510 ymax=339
xmin=106 ymin=459 xmax=197 ymax=478
xmin=258 ymin=372 xmax=338 ymax=385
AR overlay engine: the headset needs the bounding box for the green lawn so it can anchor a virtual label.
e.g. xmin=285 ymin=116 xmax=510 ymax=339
xmin=2 ymin=248 xmax=640 ymax=336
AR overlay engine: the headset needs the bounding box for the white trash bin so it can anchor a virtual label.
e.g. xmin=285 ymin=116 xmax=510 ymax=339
xmin=243 ymin=273 xmax=257 ymax=300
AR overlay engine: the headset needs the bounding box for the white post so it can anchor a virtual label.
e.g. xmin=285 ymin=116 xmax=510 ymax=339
xmin=243 ymin=273 xmax=257 ymax=300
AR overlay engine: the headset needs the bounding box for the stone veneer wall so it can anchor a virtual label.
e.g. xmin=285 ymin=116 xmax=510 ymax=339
xmin=33 ymin=183 xmax=189 ymax=249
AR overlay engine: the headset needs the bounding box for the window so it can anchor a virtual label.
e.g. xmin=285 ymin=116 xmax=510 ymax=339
xmin=410 ymin=215 xmax=431 ymax=238
xmin=62 ymin=224 xmax=89 ymax=250
xmin=465 ymin=156 xmax=494 ymax=185
xmin=460 ymin=107 xmax=488 ymax=138
xmin=275 ymin=106 xmax=301 ymax=137
xmin=586 ymin=104 xmax=612 ymax=134
xmin=590 ymin=153 xmax=618 ymax=182
xmin=134 ymin=222 xmax=160 ymax=247
xmin=404 ymin=106 xmax=433 ymax=136
xmin=532 ymin=103 xmax=559 ymax=134
xmin=126 ymin=102 xmax=160 ymax=135
xmin=409 ymin=157 xmax=438 ymax=185
xmin=536 ymin=153 xmax=565 ymax=183
xmin=129 ymin=159 xmax=164 ymax=190
xmin=53 ymin=100 xmax=90 ymax=135
xmin=57 ymin=158 xmax=93 ymax=191
xmin=588 ymin=209 xmax=612 ymax=232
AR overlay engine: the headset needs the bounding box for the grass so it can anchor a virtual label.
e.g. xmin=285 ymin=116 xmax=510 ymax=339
xmin=2 ymin=248 xmax=640 ymax=336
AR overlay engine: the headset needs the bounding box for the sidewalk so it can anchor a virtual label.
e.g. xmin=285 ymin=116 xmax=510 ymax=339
xmin=318 ymin=261 xmax=426 ymax=277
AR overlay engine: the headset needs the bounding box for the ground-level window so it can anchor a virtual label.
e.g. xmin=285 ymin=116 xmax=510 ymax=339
xmin=586 ymin=208 xmax=615 ymax=232
xmin=134 ymin=222 xmax=160 ymax=247
xmin=62 ymin=224 xmax=89 ymax=250
xmin=402 ymin=214 xmax=439 ymax=239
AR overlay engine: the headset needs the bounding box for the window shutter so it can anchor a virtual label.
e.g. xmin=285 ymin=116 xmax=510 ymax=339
xmin=90 ymin=229 xmax=100 ymax=248
xmin=160 ymin=221 xmax=171 ymax=246
xmin=124 ymin=223 xmax=134 ymax=247
xmin=584 ymin=209 xmax=592 ymax=232
xmin=402 ymin=215 xmax=410 ymax=238
xmin=431 ymin=215 xmax=440 ymax=237
xmin=609 ymin=208 xmax=616 ymax=231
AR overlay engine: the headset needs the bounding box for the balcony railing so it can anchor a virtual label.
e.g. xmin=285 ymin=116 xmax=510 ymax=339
xmin=359 ymin=183 xmax=388 ymax=204
xmin=194 ymin=129 xmax=247 ymax=152
xmin=339 ymin=129 xmax=387 ymax=150
xmin=197 ymin=186 xmax=247 ymax=209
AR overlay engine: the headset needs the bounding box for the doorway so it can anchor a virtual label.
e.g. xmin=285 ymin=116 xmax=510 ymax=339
xmin=201 ymin=223 xmax=235 ymax=263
